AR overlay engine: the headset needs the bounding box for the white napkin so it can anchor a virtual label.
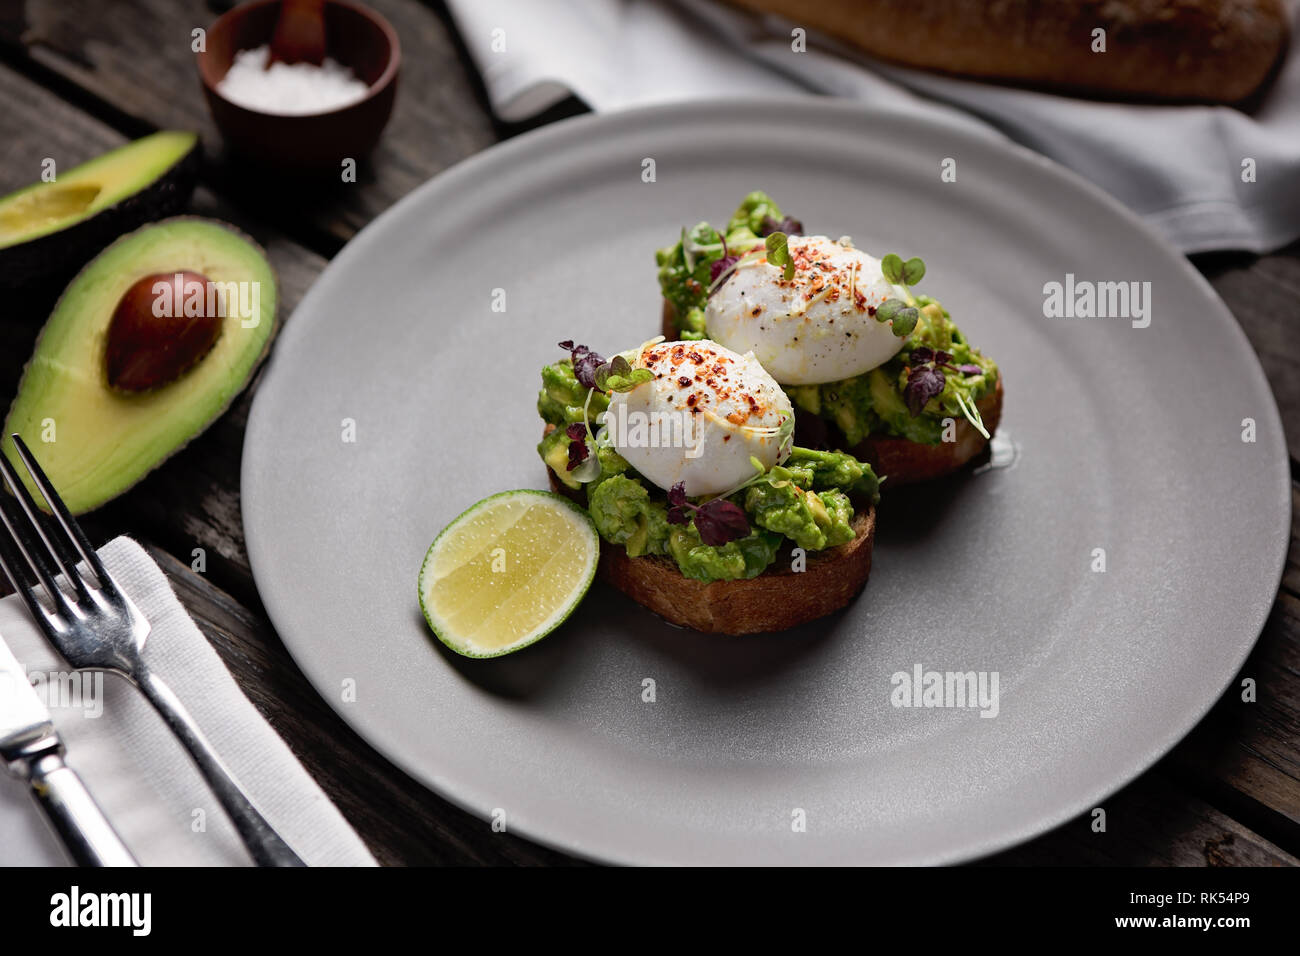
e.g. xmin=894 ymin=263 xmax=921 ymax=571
xmin=0 ymin=536 xmax=376 ymax=866
xmin=445 ymin=0 xmax=1300 ymax=255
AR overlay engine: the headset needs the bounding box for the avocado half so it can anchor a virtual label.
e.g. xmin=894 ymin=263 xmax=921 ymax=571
xmin=2 ymin=217 xmax=278 ymax=514
xmin=0 ymin=131 xmax=200 ymax=288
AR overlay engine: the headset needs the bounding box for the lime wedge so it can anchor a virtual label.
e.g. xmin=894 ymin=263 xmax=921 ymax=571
xmin=418 ymin=490 xmax=599 ymax=658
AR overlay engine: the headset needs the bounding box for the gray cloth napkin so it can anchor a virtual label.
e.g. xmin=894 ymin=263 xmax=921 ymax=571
xmin=445 ymin=0 xmax=1300 ymax=255
xmin=0 ymin=536 xmax=376 ymax=866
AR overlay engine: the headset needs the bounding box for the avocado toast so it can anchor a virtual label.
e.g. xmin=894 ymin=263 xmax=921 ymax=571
xmin=656 ymin=191 xmax=1002 ymax=486
xmin=537 ymin=337 xmax=880 ymax=634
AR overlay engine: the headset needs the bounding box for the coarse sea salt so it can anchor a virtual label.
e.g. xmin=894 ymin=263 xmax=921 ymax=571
xmin=216 ymin=44 xmax=370 ymax=116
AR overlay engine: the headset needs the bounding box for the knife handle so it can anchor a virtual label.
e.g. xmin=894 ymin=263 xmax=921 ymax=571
xmin=18 ymin=742 xmax=138 ymax=867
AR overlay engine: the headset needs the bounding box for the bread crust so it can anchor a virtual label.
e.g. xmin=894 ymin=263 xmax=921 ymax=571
xmin=543 ymin=425 xmax=875 ymax=634
xmin=661 ymin=297 xmax=1003 ymax=486
xmin=722 ymin=0 xmax=1289 ymax=104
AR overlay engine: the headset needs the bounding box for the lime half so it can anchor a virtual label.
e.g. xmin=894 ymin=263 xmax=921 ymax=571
xmin=418 ymin=490 xmax=599 ymax=658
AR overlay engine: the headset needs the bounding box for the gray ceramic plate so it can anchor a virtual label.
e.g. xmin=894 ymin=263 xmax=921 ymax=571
xmin=242 ymin=99 xmax=1289 ymax=865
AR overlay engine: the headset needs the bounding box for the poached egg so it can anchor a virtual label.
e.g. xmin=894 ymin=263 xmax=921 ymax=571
xmin=604 ymin=340 xmax=792 ymax=497
xmin=705 ymin=235 xmax=909 ymax=385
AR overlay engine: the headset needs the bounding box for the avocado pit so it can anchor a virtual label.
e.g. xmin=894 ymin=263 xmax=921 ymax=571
xmin=105 ymin=271 xmax=224 ymax=392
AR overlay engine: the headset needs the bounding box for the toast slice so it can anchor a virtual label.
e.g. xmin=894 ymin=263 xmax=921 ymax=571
xmin=662 ymin=298 xmax=1003 ymax=486
xmin=543 ymin=425 xmax=875 ymax=634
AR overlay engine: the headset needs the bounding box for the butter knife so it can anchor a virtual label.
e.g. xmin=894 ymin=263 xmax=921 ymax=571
xmin=0 ymin=631 xmax=137 ymax=866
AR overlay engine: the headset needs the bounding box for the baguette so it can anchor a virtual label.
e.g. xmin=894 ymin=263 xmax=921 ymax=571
xmin=543 ymin=427 xmax=876 ymax=634
xmin=661 ymin=297 xmax=1003 ymax=485
xmin=723 ymin=0 xmax=1290 ymax=104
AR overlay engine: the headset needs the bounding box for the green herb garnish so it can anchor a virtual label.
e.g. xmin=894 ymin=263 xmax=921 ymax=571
xmin=765 ymin=231 xmax=797 ymax=281
xmin=876 ymin=253 xmax=928 ymax=338
xmin=593 ymin=354 xmax=653 ymax=393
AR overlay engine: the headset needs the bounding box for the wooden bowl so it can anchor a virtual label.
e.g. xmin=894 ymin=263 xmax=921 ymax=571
xmin=196 ymin=0 xmax=399 ymax=172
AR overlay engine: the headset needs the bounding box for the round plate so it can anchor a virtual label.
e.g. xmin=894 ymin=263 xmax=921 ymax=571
xmin=242 ymin=99 xmax=1289 ymax=865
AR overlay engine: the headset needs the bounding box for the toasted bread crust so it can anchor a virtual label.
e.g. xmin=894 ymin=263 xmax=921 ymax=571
xmin=543 ymin=425 xmax=875 ymax=634
xmin=661 ymin=297 xmax=1003 ymax=486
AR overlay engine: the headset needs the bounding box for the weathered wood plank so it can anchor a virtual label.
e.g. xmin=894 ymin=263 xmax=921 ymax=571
xmin=4 ymin=0 xmax=497 ymax=246
xmin=986 ymin=770 xmax=1298 ymax=866
xmin=1196 ymin=244 xmax=1300 ymax=462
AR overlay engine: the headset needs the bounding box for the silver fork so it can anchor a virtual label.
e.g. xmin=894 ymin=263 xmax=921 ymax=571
xmin=0 ymin=434 xmax=305 ymax=867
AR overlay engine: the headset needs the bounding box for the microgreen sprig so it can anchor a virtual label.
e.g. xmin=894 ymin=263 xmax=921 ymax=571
xmin=593 ymin=354 xmax=653 ymax=393
xmin=881 ymin=253 xmax=926 ymax=290
xmin=765 ymin=231 xmax=797 ymax=281
xmin=902 ymin=345 xmax=991 ymax=437
xmin=666 ymin=481 xmax=751 ymax=546
xmin=875 ymin=253 xmax=928 ymax=338
xmin=557 ymin=340 xmax=653 ymax=481
xmin=876 ymin=298 xmax=919 ymax=338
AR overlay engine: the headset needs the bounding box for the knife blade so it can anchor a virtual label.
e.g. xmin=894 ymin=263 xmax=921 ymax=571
xmin=0 ymin=629 xmax=137 ymax=866
xmin=0 ymin=628 xmax=54 ymax=757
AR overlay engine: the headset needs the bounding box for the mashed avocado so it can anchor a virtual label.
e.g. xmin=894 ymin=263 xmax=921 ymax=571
xmin=667 ymin=524 xmax=783 ymax=582
xmin=745 ymin=467 xmax=856 ymax=551
xmin=788 ymin=299 xmax=999 ymax=445
xmin=537 ymin=355 xmax=878 ymax=582
xmin=588 ymin=474 xmax=671 ymax=558
xmin=655 ymin=191 xmax=786 ymax=340
xmin=538 ymin=359 xmax=610 ymax=427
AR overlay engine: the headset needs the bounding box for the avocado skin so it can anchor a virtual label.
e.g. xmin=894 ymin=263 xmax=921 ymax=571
xmin=2 ymin=216 xmax=279 ymax=514
xmin=0 ymin=141 xmax=201 ymax=292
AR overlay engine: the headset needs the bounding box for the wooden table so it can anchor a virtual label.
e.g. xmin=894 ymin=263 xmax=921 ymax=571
xmin=1 ymin=0 xmax=1297 ymax=867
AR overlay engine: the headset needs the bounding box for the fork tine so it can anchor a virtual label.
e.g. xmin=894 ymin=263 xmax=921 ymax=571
xmin=8 ymin=434 xmax=106 ymax=592
xmin=0 ymin=519 xmax=61 ymax=630
xmin=0 ymin=487 xmax=70 ymax=620
xmin=0 ymin=441 xmax=90 ymax=601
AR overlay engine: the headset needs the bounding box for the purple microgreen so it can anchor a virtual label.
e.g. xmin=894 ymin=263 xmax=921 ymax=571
xmin=565 ymin=431 xmax=590 ymax=471
xmin=692 ymin=499 xmax=750 ymax=546
xmin=958 ymin=364 xmax=984 ymax=376
xmin=707 ymin=251 xmax=738 ymax=283
xmin=765 ymin=232 xmax=796 ymax=281
xmin=667 ymin=481 xmax=688 ymax=509
xmin=904 ymin=365 xmax=947 ymax=418
xmin=558 ymin=340 xmax=606 ymax=390
xmin=664 ymin=480 xmax=750 ymax=544
xmin=909 ymin=345 xmax=934 ymax=364
xmin=760 ymin=214 xmax=804 ymax=237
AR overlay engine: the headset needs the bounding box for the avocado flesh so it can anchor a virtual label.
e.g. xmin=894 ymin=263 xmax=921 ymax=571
xmin=0 ymin=131 xmax=200 ymax=286
xmin=3 ymin=217 xmax=277 ymax=514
